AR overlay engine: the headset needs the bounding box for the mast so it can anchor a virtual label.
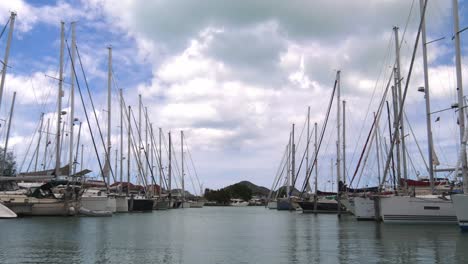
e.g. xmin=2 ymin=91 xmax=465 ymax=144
xmin=114 ymin=149 xmax=118 ymax=186
xmin=452 ymin=0 xmax=468 ymax=192
xmin=181 ymin=130 xmax=185 ymax=203
xmin=0 ymin=12 xmax=16 ymax=111
xmin=34 ymin=113 xmax=44 ymax=172
xmin=127 ymin=106 xmax=131 ymax=196
xmin=391 ymin=79 xmax=401 ymax=185
xmin=342 ymin=100 xmax=346 ymax=185
xmin=159 ymin=128 xmax=163 ymax=196
xmin=306 ymin=107 xmax=310 ymax=190
xmin=168 ymin=132 xmax=172 ymax=200
xmin=138 ymin=94 xmax=142 ymax=185
xmin=1 ymin=91 xmax=16 ymax=174
xmin=419 ymin=0 xmax=435 ymax=192
xmin=145 ymin=107 xmax=149 ymax=186
xmin=106 ymin=46 xmax=112 ymax=188
xmin=374 ymin=112 xmax=382 ymax=185
xmin=80 ymin=144 xmax=83 ymax=172
xmin=394 ymin=26 xmax=408 ymax=188
xmin=150 ymin=123 xmax=155 ymax=193
xmin=43 ymin=118 xmax=50 ymax=170
xmin=73 ymin=122 xmax=82 ymax=176
xmin=336 ymin=70 xmax=341 ymax=216
xmin=313 ymin=122 xmax=318 ymax=212
xmin=286 ymin=131 xmax=291 ymax=198
xmin=55 ymin=22 xmax=65 ymax=177
xmin=68 ymin=22 xmax=76 ymax=177
xmin=291 ymin=123 xmax=295 ymax=193
xmin=119 ymin=89 xmax=123 ymax=194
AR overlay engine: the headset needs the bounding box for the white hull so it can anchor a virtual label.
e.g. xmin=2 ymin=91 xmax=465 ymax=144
xmin=182 ymin=201 xmax=191 ymax=208
xmin=81 ymin=196 xmax=109 ymax=212
xmin=0 ymin=194 xmax=77 ymax=216
xmin=451 ymin=194 xmax=468 ymax=230
xmin=231 ymin=202 xmax=249 ymax=207
xmin=81 ymin=190 xmax=117 ymax=213
xmin=107 ymin=196 xmax=117 ymax=212
xmin=267 ymin=201 xmax=277 ymax=209
xmin=354 ymin=197 xmax=376 ymax=220
xmin=115 ymin=196 xmax=128 ymax=212
xmin=340 ymin=197 xmax=355 ymax=215
xmin=380 ymin=195 xmax=456 ymax=224
xmin=190 ymin=200 xmax=205 ymax=208
xmin=0 ymin=202 xmax=16 ymax=218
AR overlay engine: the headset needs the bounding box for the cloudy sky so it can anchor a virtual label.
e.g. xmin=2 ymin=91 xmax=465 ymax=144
xmin=0 ymin=0 xmax=467 ymax=194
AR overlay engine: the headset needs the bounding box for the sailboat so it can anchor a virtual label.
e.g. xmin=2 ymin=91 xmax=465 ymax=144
xmin=0 ymin=21 xmax=82 ymax=216
xmin=378 ymin=0 xmax=457 ymax=224
xmin=448 ymin=0 xmax=468 ymax=231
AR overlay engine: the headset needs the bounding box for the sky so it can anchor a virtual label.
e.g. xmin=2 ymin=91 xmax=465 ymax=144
xmin=0 ymin=0 xmax=467 ymax=194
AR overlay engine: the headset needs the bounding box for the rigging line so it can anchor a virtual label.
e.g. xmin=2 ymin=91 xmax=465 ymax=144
xmin=291 ymin=110 xmax=311 ymax=183
xmin=267 ymin=143 xmax=289 ymax=201
xmin=128 ymin=107 xmax=151 ymax=188
xmin=66 ymin=40 xmax=107 ymax=188
xmin=0 ymin=17 xmax=10 ymax=41
xmin=404 ymin=141 xmax=420 ymax=178
xmin=75 ymin=44 xmax=116 ymax=183
xmin=295 ymin=77 xmax=337 ymax=197
xmin=183 ymin=134 xmax=202 ymax=192
xmin=18 ymin=115 xmax=42 ymax=172
xmin=130 ymin=105 xmax=160 ymax=189
xmin=349 ymin=71 xmax=394 ymax=187
xmin=348 ymin=32 xmax=394 ymax=173
xmin=403 ymin=111 xmax=429 ymax=172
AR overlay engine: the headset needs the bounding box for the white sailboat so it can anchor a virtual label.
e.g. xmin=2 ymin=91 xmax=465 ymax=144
xmin=448 ymin=0 xmax=468 ymax=231
xmin=376 ymin=0 xmax=458 ymax=224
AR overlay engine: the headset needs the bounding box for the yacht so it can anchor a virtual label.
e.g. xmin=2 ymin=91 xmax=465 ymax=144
xmin=230 ymin=199 xmax=249 ymax=207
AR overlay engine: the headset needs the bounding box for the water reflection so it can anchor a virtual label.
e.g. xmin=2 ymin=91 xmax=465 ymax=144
xmin=1 ymin=208 xmax=468 ymax=264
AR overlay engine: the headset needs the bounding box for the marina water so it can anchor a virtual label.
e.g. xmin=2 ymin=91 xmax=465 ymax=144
xmin=1 ymin=207 xmax=467 ymax=264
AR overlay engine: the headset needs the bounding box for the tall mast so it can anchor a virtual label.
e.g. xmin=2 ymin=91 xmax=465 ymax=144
xmin=106 ymin=46 xmax=112 ymax=187
xmin=419 ymin=0 xmax=435 ymax=192
xmin=73 ymin=122 xmax=82 ymax=176
xmin=394 ymin=26 xmax=408 ymax=187
xmin=127 ymin=106 xmax=131 ymax=196
xmin=452 ymin=0 xmax=468 ymax=192
xmin=336 ymin=71 xmax=341 ymax=216
xmin=34 ymin=113 xmax=44 ymax=172
xmin=342 ymin=100 xmax=346 ymax=185
xmin=68 ymin=22 xmax=76 ymax=177
xmin=119 ymin=89 xmax=123 ymax=194
xmin=286 ymin=131 xmax=291 ymax=198
xmin=114 ymin=149 xmax=118 ymax=186
xmin=291 ymin=123 xmax=295 ymax=192
xmin=0 ymin=12 xmax=16 ymax=111
xmin=1 ymin=91 xmax=16 ymax=174
xmin=145 ymin=107 xmax=149 ymax=186
xmin=306 ymin=107 xmax=310 ymax=190
xmin=159 ymin=127 xmax=163 ymax=196
xmin=55 ymin=22 xmax=65 ymax=177
xmin=43 ymin=118 xmax=50 ymax=170
xmin=391 ymin=76 xmax=401 ymax=185
xmin=313 ymin=122 xmax=318 ymax=212
xmin=150 ymin=123 xmax=155 ymax=191
xmin=138 ymin=94 xmax=142 ymax=185
xmin=80 ymin=144 xmax=83 ymax=172
xmin=181 ymin=130 xmax=185 ymax=202
xmin=374 ymin=112 xmax=382 ymax=185
xmin=168 ymin=132 xmax=172 ymax=198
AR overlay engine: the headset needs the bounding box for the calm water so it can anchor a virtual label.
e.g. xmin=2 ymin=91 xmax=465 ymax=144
xmin=1 ymin=207 xmax=467 ymax=264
